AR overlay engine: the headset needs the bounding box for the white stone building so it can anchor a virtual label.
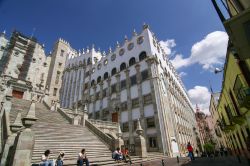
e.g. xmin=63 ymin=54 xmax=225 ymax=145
xmin=60 ymin=25 xmax=198 ymax=156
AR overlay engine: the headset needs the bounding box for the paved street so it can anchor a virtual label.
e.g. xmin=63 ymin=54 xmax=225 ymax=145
xmin=118 ymin=157 xmax=189 ymax=166
xmin=183 ymin=156 xmax=250 ymax=166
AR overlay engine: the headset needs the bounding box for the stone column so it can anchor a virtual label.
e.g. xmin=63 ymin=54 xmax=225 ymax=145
xmin=135 ymin=64 xmax=147 ymax=135
xmin=0 ymin=112 xmax=23 ymax=166
xmin=12 ymin=101 xmax=38 ymax=166
xmin=125 ymin=69 xmax=133 ymax=144
xmin=93 ymin=85 xmax=98 ymax=119
xmin=99 ymin=81 xmax=104 ymax=119
xmin=107 ymin=78 xmax=112 ymax=121
xmin=115 ymin=124 xmax=124 ymax=149
xmin=115 ymin=74 xmax=121 ymax=122
xmin=146 ymin=58 xmax=165 ymax=153
xmin=135 ymin=119 xmax=147 ymax=158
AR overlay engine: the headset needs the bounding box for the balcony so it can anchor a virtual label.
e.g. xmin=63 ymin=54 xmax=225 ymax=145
xmin=237 ymin=87 xmax=250 ymax=113
xmin=232 ymin=114 xmax=246 ymax=125
xmin=217 ymin=120 xmax=235 ymax=133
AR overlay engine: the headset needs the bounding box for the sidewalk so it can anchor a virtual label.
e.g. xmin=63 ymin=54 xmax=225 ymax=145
xmin=118 ymin=157 xmax=189 ymax=166
xmin=182 ymin=156 xmax=250 ymax=166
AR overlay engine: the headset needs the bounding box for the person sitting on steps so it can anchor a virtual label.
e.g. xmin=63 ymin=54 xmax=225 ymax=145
xmin=121 ymin=147 xmax=132 ymax=164
xmin=40 ymin=150 xmax=54 ymax=166
xmin=112 ymin=147 xmax=123 ymax=162
xmin=77 ymin=149 xmax=90 ymax=166
xmin=56 ymin=152 xmax=64 ymax=166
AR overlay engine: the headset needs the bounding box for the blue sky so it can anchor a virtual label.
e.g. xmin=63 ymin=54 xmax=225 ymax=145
xmin=0 ymin=0 xmax=227 ymax=114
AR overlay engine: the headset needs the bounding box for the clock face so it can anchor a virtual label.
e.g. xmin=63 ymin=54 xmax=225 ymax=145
xmin=137 ymin=36 xmax=144 ymax=45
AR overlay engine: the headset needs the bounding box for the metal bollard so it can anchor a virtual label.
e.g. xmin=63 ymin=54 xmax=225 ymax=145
xmin=177 ymin=156 xmax=180 ymax=163
xmin=162 ymin=159 xmax=165 ymax=166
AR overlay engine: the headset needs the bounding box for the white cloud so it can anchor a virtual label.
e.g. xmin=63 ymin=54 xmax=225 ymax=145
xmin=159 ymin=39 xmax=176 ymax=55
xmin=170 ymin=54 xmax=189 ymax=69
xmin=188 ymin=86 xmax=211 ymax=115
xmin=170 ymin=31 xmax=228 ymax=71
xmin=179 ymin=71 xmax=187 ymax=77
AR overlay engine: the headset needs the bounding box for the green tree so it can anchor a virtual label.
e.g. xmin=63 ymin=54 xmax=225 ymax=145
xmin=203 ymin=143 xmax=215 ymax=153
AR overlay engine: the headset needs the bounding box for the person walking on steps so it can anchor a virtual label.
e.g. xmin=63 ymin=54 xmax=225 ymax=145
xmin=187 ymin=142 xmax=195 ymax=161
xmin=77 ymin=149 xmax=90 ymax=166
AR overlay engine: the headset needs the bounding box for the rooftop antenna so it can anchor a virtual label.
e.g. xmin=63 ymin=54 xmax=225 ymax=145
xmin=31 ymin=28 xmax=36 ymax=38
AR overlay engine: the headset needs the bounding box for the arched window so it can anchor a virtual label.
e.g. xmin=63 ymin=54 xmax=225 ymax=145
xmin=91 ymin=80 xmax=95 ymax=86
xmin=139 ymin=51 xmax=147 ymax=61
xmin=87 ymin=57 xmax=91 ymax=65
xmin=120 ymin=63 xmax=126 ymax=71
xmin=129 ymin=57 xmax=136 ymax=66
xmin=97 ymin=76 xmax=101 ymax=83
xmin=111 ymin=68 xmax=117 ymax=76
xmin=104 ymin=72 xmax=109 ymax=80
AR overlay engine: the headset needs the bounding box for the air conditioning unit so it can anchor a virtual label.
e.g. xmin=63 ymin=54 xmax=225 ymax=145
xmin=224 ymin=9 xmax=250 ymax=60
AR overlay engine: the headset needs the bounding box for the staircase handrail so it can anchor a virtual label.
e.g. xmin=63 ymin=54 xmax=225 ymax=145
xmin=85 ymin=119 xmax=113 ymax=151
xmin=42 ymin=100 xmax=50 ymax=110
xmin=87 ymin=119 xmax=119 ymax=129
xmin=57 ymin=107 xmax=72 ymax=124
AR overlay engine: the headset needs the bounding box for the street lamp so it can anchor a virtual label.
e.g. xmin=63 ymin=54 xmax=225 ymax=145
xmin=214 ymin=67 xmax=224 ymax=74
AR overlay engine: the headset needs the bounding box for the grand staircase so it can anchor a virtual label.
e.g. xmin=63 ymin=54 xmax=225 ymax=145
xmin=10 ymin=98 xmax=118 ymax=165
xmin=9 ymin=98 xmax=167 ymax=166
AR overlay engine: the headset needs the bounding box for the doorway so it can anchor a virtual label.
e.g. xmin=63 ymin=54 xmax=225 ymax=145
xmin=112 ymin=112 xmax=118 ymax=122
xmin=12 ymin=90 xmax=24 ymax=99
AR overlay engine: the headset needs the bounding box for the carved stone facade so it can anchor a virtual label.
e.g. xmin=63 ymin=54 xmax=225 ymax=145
xmin=61 ymin=25 xmax=198 ymax=157
xmin=0 ymin=31 xmax=50 ymax=101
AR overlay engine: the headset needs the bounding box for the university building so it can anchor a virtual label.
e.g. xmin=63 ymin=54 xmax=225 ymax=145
xmin=60 ymin=24 xmax=198 ymax=156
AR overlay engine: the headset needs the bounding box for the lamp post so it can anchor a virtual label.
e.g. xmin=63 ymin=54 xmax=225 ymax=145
xmin=214 ymin=67 xmax=224 ymax=74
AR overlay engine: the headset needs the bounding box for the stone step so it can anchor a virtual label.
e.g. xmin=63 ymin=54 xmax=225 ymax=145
xmin=33 ymin=146 xmax=108 ymax=150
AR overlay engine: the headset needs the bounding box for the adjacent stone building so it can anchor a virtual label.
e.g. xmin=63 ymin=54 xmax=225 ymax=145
xmin=0 ymin=31 xmax=50 ymax=101
xmin=209 ymin=92 xmax=227 ymax=149
xmin=60 ymin=25 xmax=198 ymax=157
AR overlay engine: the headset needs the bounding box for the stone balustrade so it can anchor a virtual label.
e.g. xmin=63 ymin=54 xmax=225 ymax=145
xmin=85 ymin=119 xmax=114 ymax=150
xmin=87 ymin=119 xmax=119 ymax=130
